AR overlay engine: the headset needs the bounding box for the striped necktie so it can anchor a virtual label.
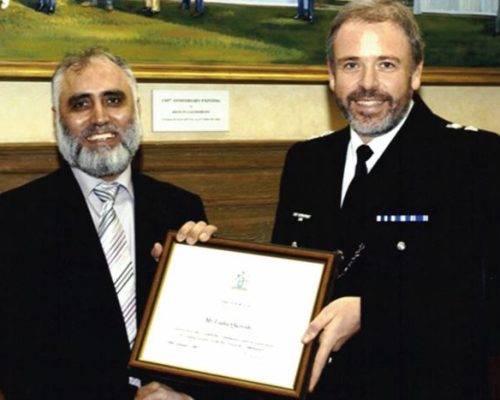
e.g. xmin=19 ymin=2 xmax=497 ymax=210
xmin=94 ymin=183 xmax=137 ymax=348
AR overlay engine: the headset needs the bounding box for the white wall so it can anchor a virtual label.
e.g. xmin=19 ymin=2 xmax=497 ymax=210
xmin=0 ymin=80 xmax=498 ymax=144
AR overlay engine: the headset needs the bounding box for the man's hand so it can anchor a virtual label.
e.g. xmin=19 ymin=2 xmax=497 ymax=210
xmin=150 ymin=221 xmax=218 ymax=261
xmin=176 ymin=220 xmax=218 ymax=245
xmin=135 ymin=381 xmax=193 ymax=400
xmin=302 ymin=296 xmax=361 ymax=391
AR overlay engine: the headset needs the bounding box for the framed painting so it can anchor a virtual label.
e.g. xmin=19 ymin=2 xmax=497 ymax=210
xmin=0 ymin=0 xmax=499 ymax=83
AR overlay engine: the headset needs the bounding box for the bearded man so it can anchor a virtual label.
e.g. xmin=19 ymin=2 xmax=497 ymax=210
xmin=272 ymin=1 xmax=500 ymax=399
xmin=0 ymin=48 xmax=216 ymax=400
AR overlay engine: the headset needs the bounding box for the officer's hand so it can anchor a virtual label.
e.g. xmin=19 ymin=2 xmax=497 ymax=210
xmin=302 ymin=296 xmax=361 ymax=391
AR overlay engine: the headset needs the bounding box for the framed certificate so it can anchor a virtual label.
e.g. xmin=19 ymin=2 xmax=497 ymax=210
xmin=130 ymin=232 xmax=336 ymax=398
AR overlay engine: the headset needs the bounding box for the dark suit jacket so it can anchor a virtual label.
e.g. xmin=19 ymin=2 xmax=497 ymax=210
xmin=272 ymin=95 xmax=500 ymax=400
xmin=0 ymin=166 xmax=207 ymax=400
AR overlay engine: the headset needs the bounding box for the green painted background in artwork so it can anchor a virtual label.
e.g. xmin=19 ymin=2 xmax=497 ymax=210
xmin=0 ymin=0 xmax=499 ymax=67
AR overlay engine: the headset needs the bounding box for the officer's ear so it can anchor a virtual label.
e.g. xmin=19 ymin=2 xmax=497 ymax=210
xmin=411 ymin=61 xmax=424 ymax=91
xmin=327 ymin=59 xmax=336 ymax=92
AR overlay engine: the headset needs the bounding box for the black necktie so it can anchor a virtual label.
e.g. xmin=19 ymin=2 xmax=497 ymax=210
xmin=342 ymin=144 xmax=374 ymax=212
xmin=338 ymin=144 xmax=374 ymax=275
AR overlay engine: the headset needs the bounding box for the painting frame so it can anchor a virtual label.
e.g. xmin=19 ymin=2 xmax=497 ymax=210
xmin=0 ymin=60 xmax=499 ymax=84
xmin=1 ymin=0 xmax=499 ymax=85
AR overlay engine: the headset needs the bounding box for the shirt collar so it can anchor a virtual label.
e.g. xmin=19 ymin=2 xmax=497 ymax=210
xmin=348 ymin=100 xmax=414 ymax=169
xmin=71 ymin=164 xmax=134 ymax=200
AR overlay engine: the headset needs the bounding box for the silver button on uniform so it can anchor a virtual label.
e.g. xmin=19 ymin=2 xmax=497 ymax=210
xmin=396 ymin=241 xmax=406 ymax=251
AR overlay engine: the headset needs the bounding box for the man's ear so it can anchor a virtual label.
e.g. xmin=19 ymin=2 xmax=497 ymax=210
xmin=51 ymin=106 xmax=57 ymax=130
xmin=327 ymin=58 xmax=336 ymax=92
xmin=136 ymin=98 xmax=142 ymax=117
xmin=411 ymin=61 xmax=424 ymax=91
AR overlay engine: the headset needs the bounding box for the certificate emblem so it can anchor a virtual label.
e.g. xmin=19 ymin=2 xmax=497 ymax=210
xmin=233 ymin=271 xmax=248 ymax=290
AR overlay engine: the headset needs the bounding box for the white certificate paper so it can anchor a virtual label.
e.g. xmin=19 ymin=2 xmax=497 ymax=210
xmin=131 ymin=234 xmax=334 ymax=397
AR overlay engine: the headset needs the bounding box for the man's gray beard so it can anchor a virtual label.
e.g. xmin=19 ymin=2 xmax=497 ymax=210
xmin=55 ymin=118 xmax=141 ymax=179
xmin=335 ymin=88 xmax=412 ymax=138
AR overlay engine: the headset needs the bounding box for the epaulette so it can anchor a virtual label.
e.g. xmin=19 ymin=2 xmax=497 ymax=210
xmin=306 ymin=130 xmax=335 ymax=141
xmin=446 ymin=122 xmax=478 ymax=132
xmin=446 ymin=122 xmax=463 ymax=130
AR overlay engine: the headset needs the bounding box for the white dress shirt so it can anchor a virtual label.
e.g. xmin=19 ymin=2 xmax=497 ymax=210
xmin=340 ymin=101 xmax=414 ymax=206
xmin=71 ymin=165 xmax=136 ymax=267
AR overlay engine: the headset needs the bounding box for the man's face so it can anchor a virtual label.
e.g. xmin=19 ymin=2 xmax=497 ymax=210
xmin=328 ymin=20 xmax=423 ymax=141
xmin=55 ymin=57 xmax=141 ymax=180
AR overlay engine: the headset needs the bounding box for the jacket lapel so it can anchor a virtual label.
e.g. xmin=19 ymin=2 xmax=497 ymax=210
xmin=52 ymin=167 xmax=130 ymax=350
xmin=132 ymin=173 xmax=166 ymax=320
xmin=322 ymin=128 xmax=350 ymax=248
xmin=330 ymin=130 xmax=350 ymax=212
xmin=364 ymin=94 xmax=442 ymax=214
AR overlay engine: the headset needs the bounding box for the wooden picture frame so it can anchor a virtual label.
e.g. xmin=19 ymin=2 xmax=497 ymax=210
xmin=129 ymin=231 xmax=336 ymax=398
xmin=0 ymin=60 xmax=499 ymax=84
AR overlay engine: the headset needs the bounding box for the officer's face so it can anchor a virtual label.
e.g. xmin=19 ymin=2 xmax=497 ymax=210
xmin=54 ymin=57 xmax=141 ymax=179
xmin=328 ymin=20 xmax=423 ymax=141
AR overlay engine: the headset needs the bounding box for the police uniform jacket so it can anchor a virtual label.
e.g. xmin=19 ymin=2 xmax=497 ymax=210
xmin=272 ymin=95 xmax=500 ymax=400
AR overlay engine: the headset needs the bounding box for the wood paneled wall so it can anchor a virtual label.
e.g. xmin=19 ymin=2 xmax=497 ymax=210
xmin=0 ymin=141 xmax=293 ymax=243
